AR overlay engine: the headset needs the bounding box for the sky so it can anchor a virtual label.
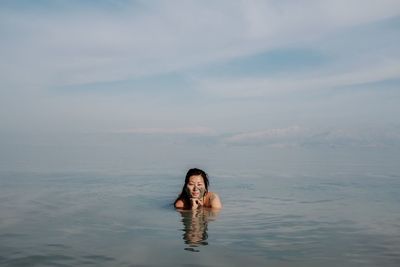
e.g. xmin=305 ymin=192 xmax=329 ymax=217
xmin=1 ymin=0 xmax=400 ymax=147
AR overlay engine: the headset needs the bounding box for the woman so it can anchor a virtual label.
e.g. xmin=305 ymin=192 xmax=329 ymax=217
xmin=174 ymin=168 xmax=222 ymax=209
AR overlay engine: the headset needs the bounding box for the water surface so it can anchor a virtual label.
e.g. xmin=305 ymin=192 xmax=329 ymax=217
xmin=0 ymin=141 xmax=400 ymax=266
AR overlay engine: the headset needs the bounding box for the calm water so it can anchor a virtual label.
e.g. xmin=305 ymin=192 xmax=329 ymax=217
xmin=1 ymin=141 xmax=400 ymax=266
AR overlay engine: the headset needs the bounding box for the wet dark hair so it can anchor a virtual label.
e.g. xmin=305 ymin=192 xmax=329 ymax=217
xmin=174 ymin=168 xmax=209 ymax=207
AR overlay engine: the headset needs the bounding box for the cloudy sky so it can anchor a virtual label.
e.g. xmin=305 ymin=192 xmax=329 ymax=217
xmin=1 ymin=0 xmax=400 ymax=146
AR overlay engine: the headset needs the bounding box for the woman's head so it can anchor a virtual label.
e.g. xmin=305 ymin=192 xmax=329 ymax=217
xmin=175 ymin=168 xmax=209 ymax=205
xmin=184 ymin=168 xmax=209 ymax=199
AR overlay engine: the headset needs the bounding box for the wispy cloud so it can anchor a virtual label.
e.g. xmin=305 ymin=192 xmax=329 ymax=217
xmin=113 ymin=126 xmax=215 ymax=135
xmin=198 ymin=60 xmax=400 ymax=98
xmin=108 ymin=125 xmax=400 ymax=148
xmin=1 ymin=0 xmax=399 ymax=89
xmin=223 ymin=126 xmax=306 ymax=143
xmin=221 ymin=126 xmax=400 ymax=148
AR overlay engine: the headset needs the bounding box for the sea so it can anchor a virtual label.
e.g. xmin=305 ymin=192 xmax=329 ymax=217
xmin=1 ymin=133 xmax=400 ymax=266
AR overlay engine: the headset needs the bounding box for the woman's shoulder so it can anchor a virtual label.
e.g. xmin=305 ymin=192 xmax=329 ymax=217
xmin=174 ymin=199 xmax=185 ymax=209
xmin=206 ymin=191 xmax=219 ymax=199
xmin=206 ymin=192 xmax=222 ymax=209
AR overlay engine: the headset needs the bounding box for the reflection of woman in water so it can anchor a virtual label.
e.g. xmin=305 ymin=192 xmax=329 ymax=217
xmin=174 ymin=168 xmax=222 ymax=210
xmin=178 ymin=208 xmax=220 ymax=252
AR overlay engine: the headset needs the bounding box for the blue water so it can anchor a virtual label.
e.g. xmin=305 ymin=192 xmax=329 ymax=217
xmin=1 ymin=139 xmax=400 ymax=266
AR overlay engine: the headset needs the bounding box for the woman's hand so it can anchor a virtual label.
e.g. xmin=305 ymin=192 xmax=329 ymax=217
xmin=190 ymin=198 xmax=203 ymax=209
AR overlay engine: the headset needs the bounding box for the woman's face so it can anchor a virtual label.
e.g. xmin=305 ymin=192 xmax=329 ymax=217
xmin=186 ymin=175 xmax=206 ymax=199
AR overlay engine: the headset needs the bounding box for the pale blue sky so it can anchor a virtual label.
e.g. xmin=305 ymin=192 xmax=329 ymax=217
xmin=1 ymin=0 xmax=400 ymax=147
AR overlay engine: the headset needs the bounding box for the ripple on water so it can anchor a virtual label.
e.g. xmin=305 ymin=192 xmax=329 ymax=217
xmin=3 ymin=254 xmax=75 ymax=267
xmin=79 ymin=254 xmax=116 ymax=265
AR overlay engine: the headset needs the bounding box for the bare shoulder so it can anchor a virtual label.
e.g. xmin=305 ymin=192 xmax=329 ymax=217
xmin=207 ymin=192 xmax=222 ymax=209
xmin=174 ymin=199 xmax=185 ymax=209
xmin=207 ymin=192 xmax=219 ymax=200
